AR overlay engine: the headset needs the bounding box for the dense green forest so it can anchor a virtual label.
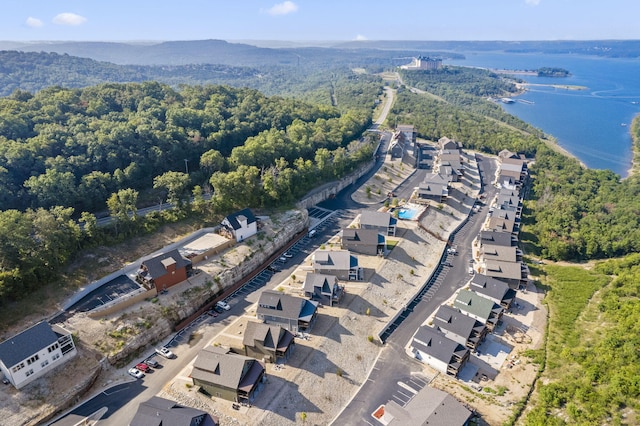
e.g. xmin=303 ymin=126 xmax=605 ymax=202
xmin=0 ymin=81 xmax=376 ymax=304
xmin=523 ymin=259 xmax=640 ymax=425
xmin=0 ymin=51 xmax=386 ymax=113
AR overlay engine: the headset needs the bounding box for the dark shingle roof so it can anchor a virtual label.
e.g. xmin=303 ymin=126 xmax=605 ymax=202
xmin=412 ymin=326 xmax=465 ymax=365
xmin=191 ymin=346 xmax=257 ymax=390
xmin=480 ymin=230 xmax=515 ymax=247
xmin=224 ymin=208 xmax=257 ymax=230
xmin=130 ymin=396 xmax=217 ymax=426
xmin=433 ymin=305 xmax=477 ymax=342
xmin=141 ymin=249 xmax=191 ymax=279
xmin=242 ymin=322 xmax=294 ymax=352
xmin=0 ymin=321 xmax=60 ymax=368
xmin=342 ymin=228 xmax=382 ymax=246
xmin=256 ymin=291 xmax=305 ymax=320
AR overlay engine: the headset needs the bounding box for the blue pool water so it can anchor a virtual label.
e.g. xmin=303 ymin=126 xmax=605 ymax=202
xmin=398 ymin=208 xmax=419 ymax=220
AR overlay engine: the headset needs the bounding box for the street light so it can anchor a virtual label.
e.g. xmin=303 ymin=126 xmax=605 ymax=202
xmin=184 ymin=159 xmax=189 ymax=174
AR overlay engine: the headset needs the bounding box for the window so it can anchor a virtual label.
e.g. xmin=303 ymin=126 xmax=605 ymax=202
xmin=41 ymin=360 xmax=49 ymax=368
xmin=25 ymin=369 xmax=34 ymax=377
xmin=11 ymin=362 xmax=25 ymax=373
xmin=52 ymin=353 xmax=61 ymax=361
xmin=27 ymin=354 xmax=40 ymax=365
xmin=48 ymin=343 xmax=59 ymax=353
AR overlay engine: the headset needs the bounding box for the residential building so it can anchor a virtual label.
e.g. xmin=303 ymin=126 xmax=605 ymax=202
xmin=130 ymin=396 xmax=219 ymax=426
xmin=396 ymin=124 xmax=416 ymax=144
xmin=191 ymin=346 xmax=265 ymax=403
xmin=416 ymin=173 xmax=449 ymax=203
xmin=481 ymin=244 xmax=523 ymax=263
xmin=221 ymin=208 xmax=258 ymax=242
xmin=0 ymin=321 xmax=77 ymax=389
xmin=359 ymin=211 xmax=397 ymax=236
xmin=136 ymin=248 xmax=192 ymax=292
xmin=312 ymin=249 xmax=363 ymax=281
xmin=470 ymin=274 xmax=517 ymax=309
xmin=399 ymin=56 xmax=442 ymax=70
xmin=487 ymin=216 xmax=518 ymax=235
xmin=483 ymin=260 xmax=529 ymax=290
xmin=341 ymin=228 xmax=385 ymax=256
xmin=438 ymin=136 xmax=462 ymax=152
xmin=411 ymin=326 xmax=469 ymax=377
xmin=256 ymin=291 xmax=319 ymax=333
xmin=454 ymin=289 xmax=504 ymax=332
xmin=242 ymin=322 xmax=295 ymax=364
xmin=479 ymin=230 xmax=517 ymax=247
xmin=432 ymin=305 xmax=488 ymax=351
xmin=381 ymin=386 xmax=472 ymax=426
xmin=303 ymin=273 xmax=344 ymax=306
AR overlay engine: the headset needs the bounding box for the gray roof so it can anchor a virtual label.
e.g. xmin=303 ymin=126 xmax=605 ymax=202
xmin=488 ymin=216 xmax=517 ymax=233
xmin=256 ymin=291 xmax=310 ymax=321
xmin=412 ymin=326 xmax=467 ymax=365
xmin=141 ymin=249 xmax=191 ymax=280
xmin=386 ymin=386 xmax=472 ymax=426
xmin=303 ymin=273 xmax=338 ymax=294
xmin=471 ymin=274 xmax=512 ymax=301
xmin=242 ymin=322 xmax=294 ymax=352
xmin=0 ymin=321 xmax=62 ymax=368
xmin=485 ymin=260 xmax=526 ymax=280
xmin=480 ymin=230 xmax=515 ymax=247
xmin=130 ymin=396 xmax=217 ymax=426
xmin=342 ymin=228 xmax=383 ymax=246
xmin=423 ymin=173 xmax=449 ymax=186
xmin=482 ymin=244 xmax=518 ymax=262
xmin=454 ymin=289 xmax=501 ymax=322
xmin=191 ymin=346 xmax=262 ymax=391
xmin=313 ymin=250 xmax=353 ymax=271
xmin=224 ymin=208 xmax=256 ymax=230
xmin=433 ymin=305 xmax=478 ymax=342
xmin=359 ymin=210 xmax=396 ymax=228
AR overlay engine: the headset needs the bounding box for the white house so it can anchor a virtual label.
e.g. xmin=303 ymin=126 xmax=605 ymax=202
xmin=221 ymin=208 xmax=257 ymax=242
xmin=0 ymin=321 xmax=77 ymax=389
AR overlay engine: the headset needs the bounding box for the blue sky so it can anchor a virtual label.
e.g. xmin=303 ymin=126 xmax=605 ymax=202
xmin=1 ymin=1 xmax=639 ymax=42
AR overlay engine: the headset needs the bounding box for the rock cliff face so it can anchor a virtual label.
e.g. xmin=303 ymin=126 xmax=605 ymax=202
xmin=74 ymin=210 xmax=309 ymax=366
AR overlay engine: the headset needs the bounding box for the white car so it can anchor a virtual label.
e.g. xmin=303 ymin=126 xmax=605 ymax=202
xmin=216 ymin=301 xmax=231 ymax=311
xmin=128 ymin=367 xmax=144 ymax=379
xmin=155 ymin=346 xmax=175 ymax=359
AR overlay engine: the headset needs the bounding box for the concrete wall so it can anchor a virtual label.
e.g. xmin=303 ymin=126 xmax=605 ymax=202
xmin=190 ymin=239 xmax=235 ymax=264
xmin=297 ymin=160 xmax=375 ymax=210
xmin=87 ymin=288 xmax=157 ymax=319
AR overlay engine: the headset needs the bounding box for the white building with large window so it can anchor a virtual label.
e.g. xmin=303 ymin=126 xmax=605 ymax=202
xmin=0 ymin=321 xmax=77 ymax=389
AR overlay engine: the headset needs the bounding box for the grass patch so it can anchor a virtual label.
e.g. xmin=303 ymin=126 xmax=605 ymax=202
xmin=386 ymin=240 xmax=399 ymax=250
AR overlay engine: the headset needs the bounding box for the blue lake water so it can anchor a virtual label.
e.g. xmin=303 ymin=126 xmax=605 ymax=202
xmin=445 ymin=52 xmax=640 ymax=176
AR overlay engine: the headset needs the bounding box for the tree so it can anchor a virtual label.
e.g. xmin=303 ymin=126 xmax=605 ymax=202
xmin=153 ymin=171 xmax=190 ymax=208
xmin=107 ymin=188 xmax=139 ymax=236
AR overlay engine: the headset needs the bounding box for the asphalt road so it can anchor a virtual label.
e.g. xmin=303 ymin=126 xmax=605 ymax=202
xmin=332 ymin=154 xmax=498 ymax=425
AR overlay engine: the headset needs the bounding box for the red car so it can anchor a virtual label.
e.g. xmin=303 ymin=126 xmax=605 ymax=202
xmin=135 ymin=362 xmax=151 ymax=373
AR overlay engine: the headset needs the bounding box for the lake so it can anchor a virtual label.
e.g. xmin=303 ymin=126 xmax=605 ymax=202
xmin=445 ymin=52 xmax=640 ymax=176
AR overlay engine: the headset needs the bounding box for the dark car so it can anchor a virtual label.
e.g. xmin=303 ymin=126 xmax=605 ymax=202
xmin=213 ymin=305 xmax=225 ymax=314
xmin=145 ymin=358 xmax=160 ymax=368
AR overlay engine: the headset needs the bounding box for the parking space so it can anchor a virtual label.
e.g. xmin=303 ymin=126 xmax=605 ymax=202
xmin=388 ymin=374 xmax=430 ymax=408
xmin=69 ymin=274 xmax=141 ymax=313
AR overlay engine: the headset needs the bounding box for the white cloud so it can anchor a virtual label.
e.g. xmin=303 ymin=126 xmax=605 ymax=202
xmin=266 ymin=1 xmax=298 ymax=16
xmin=355 ymin=34 xmax=368 ymax=41
xmin=52 ymin=12 xmax=87 ymax=26
xmin=525 ymin=0 xmax=540 ymax=5
xmin=26 ymin=17 xmax=43 ymax=28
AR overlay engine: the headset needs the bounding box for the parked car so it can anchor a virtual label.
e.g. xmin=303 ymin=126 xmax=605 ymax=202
xmin=213 ymin=305 xmax=225 ymax=314
xmin=468 ymin=267 xmax=474 ymax=275
xmin=145 ymin=358 xmax=159 ymax=368
xmin=128 ymin=367 xmax=144 ymax=379
xmin=308 ymin=229 xmax=317 ymax=238
xmin=156 ymin=346 xmax=175 ymax=359
xmin=216 ymin=301 xmax=231 ymax=311
xmin=206 ymin=309 xmax=219 ymax=317
xmin=267 ymin=264 xmax=281 ymax=273
xmin=277 ymin=256 xmax=287 ymax=263
xmin=447 ymin=247 xmax=457 ymax=255
xmin=283 ymin=252 xmax=293 ymax=258
xmin=135 ymin=362 xmax=151 ymax=372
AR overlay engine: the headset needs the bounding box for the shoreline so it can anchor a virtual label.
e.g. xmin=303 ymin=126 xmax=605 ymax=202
xmin=625 ymin=115 xmax=640 ymax=179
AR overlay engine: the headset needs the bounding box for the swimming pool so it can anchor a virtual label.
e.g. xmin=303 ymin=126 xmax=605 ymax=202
xmin=398 ymin=208 xmax=419 ymax=220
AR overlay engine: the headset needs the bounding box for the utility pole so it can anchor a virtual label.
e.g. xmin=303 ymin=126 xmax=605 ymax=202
xmin=184 ymin=159 xmax=189 ymax=174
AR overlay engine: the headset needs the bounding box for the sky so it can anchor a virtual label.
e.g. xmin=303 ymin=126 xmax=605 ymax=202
xmin=1 ymin=1 xmax=639 ymax=42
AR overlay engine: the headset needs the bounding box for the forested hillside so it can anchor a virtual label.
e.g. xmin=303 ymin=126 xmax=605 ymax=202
xmin=0 ymin=81 xmax=375 ymax=305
